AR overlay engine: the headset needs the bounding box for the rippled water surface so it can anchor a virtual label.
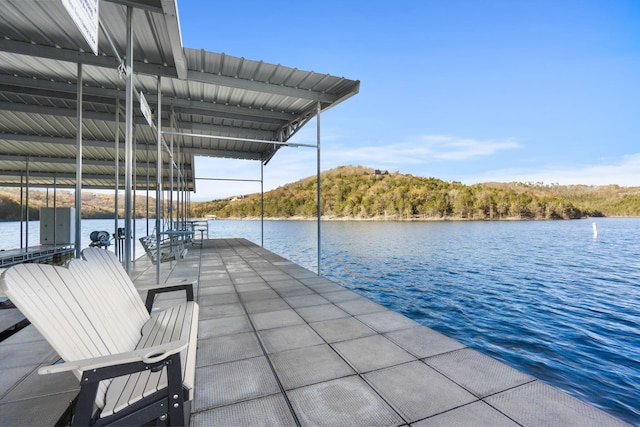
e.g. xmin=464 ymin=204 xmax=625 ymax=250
xmin=211 ymin=218 xmax=640 ymax=425
xmin=2 ymin=218 xmax=638 ymax=424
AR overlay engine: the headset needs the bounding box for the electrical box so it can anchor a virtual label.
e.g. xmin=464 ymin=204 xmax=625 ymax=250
xmin=40 ymin=207 xmax=75 ymax=245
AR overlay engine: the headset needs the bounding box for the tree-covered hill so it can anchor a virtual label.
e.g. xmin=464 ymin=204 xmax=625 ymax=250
xmin=0 ymin=188 xmax=156 ymax=221
xmin=191 ymin=165 xmax=640 ymax=220
xmin=4 ymin=166 xmax=638 ymax=222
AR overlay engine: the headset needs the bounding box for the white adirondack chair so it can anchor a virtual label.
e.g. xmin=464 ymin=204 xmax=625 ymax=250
xmin=0 ymin=258 xmax=198 ymax=426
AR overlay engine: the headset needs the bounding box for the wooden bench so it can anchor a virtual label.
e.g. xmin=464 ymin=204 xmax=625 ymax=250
xmin=82 ymin=247 xmax=196 ymax=312
xmin=0 ymin=257 xmax=199 ymax=426
xmin=139 ymin=235 xmax=187 ymax=264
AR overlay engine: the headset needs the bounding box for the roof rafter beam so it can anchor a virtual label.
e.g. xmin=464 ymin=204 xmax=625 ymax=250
xmin=168 ymin=105 xmax=284 ymax=125
xmin=0 ymin=74 xmax=126 ymax=100
xmin=0 ymin=74 xmax=299 ymax=122
xmin=0 ymin=133 xmax=119 ymax=149
xmin=0 ymin=100 xmax=132 ymax=122
xmin=0 ymin=171 xmax=191 ymax=190
xmin=162 ymin=131 xmax=315 ymax=148
xmin=104 ymin=0 xmax=163 ymax=14
xmin=0 ymin=101 xmax=286 ymax=132
xmin=186 ymin=70 xmax=339 ymax=103
xmin=0 ymin=83 xmax=115 ymax=106
xmin=171 ymin=122 xmax=274 ymax=139
xmin=0 ymin=102 xmax=287 ymax=134
xmin=0 ymin=154 xmax=179 ymax=169
xmin=0 ymin=126 xmax=276 ymax=147
xmin=0 ymin=38 xmax=178 ymax=78
xmin=181 ymin=147 xmax=264 ymax=160
xmin=146 ymin=98 xmax=294 ymax=121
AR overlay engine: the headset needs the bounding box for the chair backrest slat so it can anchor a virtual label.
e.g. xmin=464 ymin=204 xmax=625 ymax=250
xmin=67 ymin=259 xmax=147 ymax=351
xmin=81 ymin=248 xmax=151 ymax=324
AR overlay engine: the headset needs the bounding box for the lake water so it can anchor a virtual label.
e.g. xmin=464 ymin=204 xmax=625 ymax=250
xmin=0 ymin=218 xmax=157 ymax=260
xmin=1 ymin=217 xmax=638 ymax=424
xmin=205 ymin=217 xmax=640 ymax=426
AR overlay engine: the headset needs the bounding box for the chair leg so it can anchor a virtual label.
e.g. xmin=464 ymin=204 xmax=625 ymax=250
xmin=71 ymin=381 xmax=99 ymax=426
xmin=166 ymin=353 xmax=185 ymax=427
xmin=55 ymin=393 xmax=78 ymax=427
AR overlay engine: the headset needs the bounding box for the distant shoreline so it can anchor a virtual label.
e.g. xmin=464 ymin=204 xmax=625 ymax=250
xmin=6 ymin=215 xmax=640 ymax=224
xmin=209 ymin=215 xmax=618 ymax=222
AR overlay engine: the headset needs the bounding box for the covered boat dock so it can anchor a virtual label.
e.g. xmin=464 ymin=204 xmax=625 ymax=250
xmin=0 ymin=1 xmax=631 ymax=426
xmin=0 ymin=0 xmax=359 ymax=277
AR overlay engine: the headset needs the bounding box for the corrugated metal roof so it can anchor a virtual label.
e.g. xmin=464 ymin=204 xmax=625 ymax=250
xmin=0 ymin=0 xmax=359 ymax=191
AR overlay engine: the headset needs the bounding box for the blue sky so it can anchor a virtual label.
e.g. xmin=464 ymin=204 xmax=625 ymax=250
xmin=178 ymin=0 xmax=639 ymax=201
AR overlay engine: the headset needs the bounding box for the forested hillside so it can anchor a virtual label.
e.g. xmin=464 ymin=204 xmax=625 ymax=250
xmin=4 ymin=166 xmax=638 ymax=222
xmin=0 ymin=188 xmax=156 ymax=221
xmin=191 ymin=165 xmax=640 ymax=220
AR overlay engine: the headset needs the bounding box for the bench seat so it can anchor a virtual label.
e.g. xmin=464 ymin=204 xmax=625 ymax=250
xmin=140 ymin=235 xmax=187 ymax=264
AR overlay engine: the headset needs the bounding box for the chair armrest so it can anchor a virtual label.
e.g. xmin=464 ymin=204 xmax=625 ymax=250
xmin=142 ymin=279 xmax=196 ymax=312
xmin=136 ymin=278 xmax=197 ymax=292
xmin=39 ymin=340 xmax=188 ymax=375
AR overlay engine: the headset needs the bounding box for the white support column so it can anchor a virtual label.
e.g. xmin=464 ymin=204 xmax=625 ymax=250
xmin=114 ymin=99 xmax=120 ymax=259
xmin=25 ymin=157 xmax=29 ymax=251
xmin=169 ymin=123 xmax=174 ymax=228
xmin=316 ymin=102 xmax=321 ymax=276
xmin=132 ymin=124 xmax=137 ymax=261
xmin=156 ymin=76 xmax=162 ymax=283
xmin=19 ymin=175 xmax=23 ymax=249
xmin=75 ymin=62 xmax=83 ymax=258
xmin=124 ymin=6 xmax=134 ymax=273
xmin=53 ymin=176 xmax=57 ymax=247
xmin=146 ymin=142 xmax=150 ymax=235
xmin=261 ymin=161 xmax=264 ymax=247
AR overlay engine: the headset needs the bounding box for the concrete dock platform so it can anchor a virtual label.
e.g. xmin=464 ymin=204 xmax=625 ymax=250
xmin=0 ymin=238 xmax=630 ymax=426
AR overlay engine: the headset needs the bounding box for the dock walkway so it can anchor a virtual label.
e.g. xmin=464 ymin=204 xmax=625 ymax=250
xmin=0 ymin=245 xmax=74 ymax=268
xmin=0 ymin=238 xmax=629 ymax=426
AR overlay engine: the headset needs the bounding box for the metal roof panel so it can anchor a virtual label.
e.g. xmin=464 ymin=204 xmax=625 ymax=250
xmin=0 ymin=0 xmax=359 ymax=189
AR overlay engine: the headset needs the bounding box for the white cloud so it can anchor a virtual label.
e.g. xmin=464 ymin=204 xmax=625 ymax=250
xmin=321 ymin=135 xmax=521 ymax=168
xmin=419 ymin=135 xmax=522 ymax=160
xmin=464 ymin=153 xmax=640 ymax=186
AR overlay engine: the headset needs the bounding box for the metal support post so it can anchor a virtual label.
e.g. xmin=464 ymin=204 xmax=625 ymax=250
xmin=75 ymin=62 xmax=83 ymax=258
xmin=53 ymin=176 xmax=57 ymax=247
xmin=156 ymin=76 xmax=162 ymax=283
xmin=316 ymin=102 xmax=321 ymax=276
xmin=169 ymin=123 xmax=174 ymax=228
xmin=124 ymin=6 xmax=134 ymax=273
xmin=133 ymin=125 xmax=137 ymax=261
xmin=146 ymin=143 xmax=149 ymax=235
xmin=114 ymin=99 xmax=120 ymax=259
xmin=25 ymin=157 xmax=29 ymax=251
xmin=19 ymin=175 xmax=23 ymax=249
xmin=261 ymin=161 xmax=264 ymax=247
